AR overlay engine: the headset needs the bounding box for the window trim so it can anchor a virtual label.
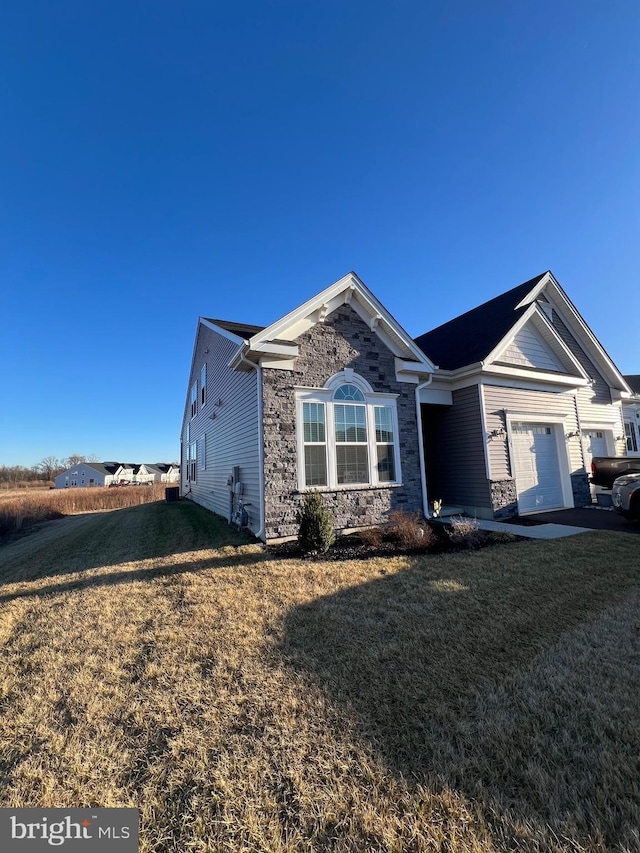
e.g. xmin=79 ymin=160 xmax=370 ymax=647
xmin=200 ymin=364 xmax=207 ymax=406
xmin=188 ymin=440 xmax=197 ymax=482
xmin=295 ymin=372 xmax=401 ymax=491
xmin=190 ymin=381 xmax=198 ymax=418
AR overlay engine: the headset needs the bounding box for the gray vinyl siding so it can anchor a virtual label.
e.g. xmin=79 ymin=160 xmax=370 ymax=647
xmin=498 ymin=324 xmax=562 ymax=371
xmin=551 ymin=311 xmax=625 ymax=452
xmin=423 ymin=385 xmax=491 ymax=510
xmin=54 ymin=463 xmax=109 ymax=488
xmin=181 ymin=322 xmax=261 ymax=535
xmin=483 ymin=385 xmax=582 ymax=477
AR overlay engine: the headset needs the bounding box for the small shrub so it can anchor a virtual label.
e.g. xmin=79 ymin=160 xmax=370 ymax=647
xmin=359 ymin=526 xmax=385 ymax=548
xmin=487 ymin=529 xmax=517 ymax=544
xmin=446 ymin=516 xmax=484 ymax=549
xmin=388 ymin=511 xmax=437 ymax=551
xmin=296 ymin=493 xmax=336 ymax=554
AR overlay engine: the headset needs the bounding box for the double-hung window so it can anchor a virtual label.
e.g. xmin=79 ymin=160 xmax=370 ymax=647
xmin=297 ymin=373 xmax=401 ymax=490
xmin=189 ymin=441 xmax=197 ymax=482
xmin=190 ymin=381 xmax=198 ymax=418
xmin=302 ymin=402 xmax=327 ymax=486
xmin=625 ymin=420 xmax=639 ymax=453
xmin=200 ymin=364 xmax=207 ymax=406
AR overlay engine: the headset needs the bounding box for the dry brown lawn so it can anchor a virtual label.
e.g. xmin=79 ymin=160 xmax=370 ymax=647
xmin=0 ymin=500 xmax=638 ymax=852
xmin=0 ymin=483 xmax=167 ymax=538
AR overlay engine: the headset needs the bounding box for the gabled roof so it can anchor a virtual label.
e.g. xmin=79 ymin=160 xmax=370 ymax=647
xmin=62 ymin=462 xmax=120 ymax=476
xmin=206 ymin=319 xmax=266 ymax=340
xmin=100 ymin=463 xmax=120 ymax=475
xmin=414 ymin=271 xmax=629 ymax=393
xmin=414 ymin=273 xmax=547 ymax=370
xmin=229 ymin=271 xmax=436 ymax=373
xmin=624 ymin=375 xmax=640 ymax=395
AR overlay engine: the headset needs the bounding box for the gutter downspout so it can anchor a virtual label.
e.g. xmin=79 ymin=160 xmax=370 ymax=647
xmin=237 ymin=347 xmax=266 ymax=541
xmin=415 ymin=373 xmax=434 ymax=519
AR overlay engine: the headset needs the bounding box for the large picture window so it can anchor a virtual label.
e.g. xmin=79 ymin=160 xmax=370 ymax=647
xmin=297 ymin=372 xmax=401 ymax=490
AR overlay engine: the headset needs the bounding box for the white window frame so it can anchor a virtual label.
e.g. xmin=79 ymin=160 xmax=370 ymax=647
xmin=200 ymin=364 xmax=207 ymax=407
xmin=190 ymin=381 xmax=198 ymax=418
xmin=625 ymin=419 xmax=639 ymax=455
xmin=295 ymin=371 xmax=401 ymax=491
xmin=188 ymin=440 xmax=197 ymax=482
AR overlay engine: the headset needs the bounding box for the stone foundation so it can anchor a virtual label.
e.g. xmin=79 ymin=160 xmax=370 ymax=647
xmin=490 ymin=479 xmax=518 ymax=519
xmin=571 ymin=471 xmax=592 ymax=507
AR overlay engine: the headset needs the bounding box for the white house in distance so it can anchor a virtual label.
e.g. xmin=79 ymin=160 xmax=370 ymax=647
xmin=54 ymin=462 xmax=180 ymax=488
xmin=137 ymin=463 xmax=181 ymax=483
xmin=55 ymin=462 xmax=120 ymax=489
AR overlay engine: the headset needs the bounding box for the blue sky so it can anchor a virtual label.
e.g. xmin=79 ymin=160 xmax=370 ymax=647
xmin=1 ymin=1 xmax=638 ymax=467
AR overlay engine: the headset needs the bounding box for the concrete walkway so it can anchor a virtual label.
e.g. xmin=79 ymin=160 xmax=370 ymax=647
xmin=438 ymin=504 xmax=640 ymax=539
xmin=468 ymin=517 xmax=591 ymax=539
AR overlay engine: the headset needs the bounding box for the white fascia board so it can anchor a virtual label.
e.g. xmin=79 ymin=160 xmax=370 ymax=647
xmin=530 ymin=307 xmax=590 ymax=378
xmin=258 ymin=357 xmax=296 ymax=371
xmin=247 ymin=271 xmax=435 ymax=370
xmin=538 ymin=279 xmax=631 ymax=393
xmin=252 ymin=341 xmax=299 ymax=357
xmin=417 ymin=386 xmax=453 ymax=405
xmin=200 ymin=317 xmax=247 ymax=344
xmin=395 ymin=357 xmax=434 ymax=382
xmin=248 ymin=272 xmax=360 ymax=345
xmin=479 ymin=374 xmax=585 ymax=394
xmin=483 ymin=363 xmax=588 ymax=387
xmin=514 ymin=271 xmax=553 ymax=309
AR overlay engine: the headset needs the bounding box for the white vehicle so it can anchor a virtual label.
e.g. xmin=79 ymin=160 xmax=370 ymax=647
xmin=612 ymin=473 xmax=640 ymax=521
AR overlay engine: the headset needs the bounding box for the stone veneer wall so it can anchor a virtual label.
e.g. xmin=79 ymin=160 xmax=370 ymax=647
xmin=261 ymin=306 xmax=423 ymax=540
xmin=490 ymin=479 xmax=518 ymax=519
xmin=491 ymin=472 xmax=592 ymax=518
xmin=571 ymin=471 xmax=592 ymax=507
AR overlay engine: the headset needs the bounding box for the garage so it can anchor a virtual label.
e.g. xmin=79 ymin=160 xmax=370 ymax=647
xmin=582 ymin=428 xmax=610 ymax=471
xmin=511 ymin=422 xmax=564 ymax=513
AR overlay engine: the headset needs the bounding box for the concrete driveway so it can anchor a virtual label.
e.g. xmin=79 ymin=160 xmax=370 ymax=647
xmin=508 ymin=506 xmax=640 ymax=535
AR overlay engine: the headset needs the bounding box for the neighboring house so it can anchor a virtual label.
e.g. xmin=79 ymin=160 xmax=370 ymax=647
xmin=113 ymin=463 xmax=141 ymax=484
xmin=181 ymin=272 xmax=435 ymax=541
xmin=54 ymin=462 xmax=120 ymax=489
xmin=182 ymin=269 xmax=632 ymax=538
xmin=54 ymin=462 xmax=180 ymax=487
xmin=622 ymin=376 xmax=640 ymax=456
xmin=414 ymin=271 xmax=631 ymax=518
xmin=138 ymin=463 xmax=181 ymax=483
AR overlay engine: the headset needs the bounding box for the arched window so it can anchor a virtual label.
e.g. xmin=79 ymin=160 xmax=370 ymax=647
xmin=296 ymin=372 xmax=401 ymax=489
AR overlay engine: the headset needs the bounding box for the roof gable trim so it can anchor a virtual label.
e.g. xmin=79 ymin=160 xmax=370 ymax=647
xmin=485 ymin=303 xmax=589 ymax=380
xmin=245 ymin=272 xmax=436 ymax=370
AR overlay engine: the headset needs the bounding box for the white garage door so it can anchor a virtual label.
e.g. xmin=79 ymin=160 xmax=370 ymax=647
xmin=583 ymin=429 xmax=609 ymax=472
xmin=511 ymin=422 xmax=564 ymax=513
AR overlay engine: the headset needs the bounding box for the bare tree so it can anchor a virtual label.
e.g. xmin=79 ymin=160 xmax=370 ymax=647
xmin=35 ymin=456 xmax=64 ymax=481
xmin=64 ymin=454 xmax=87 ymax=468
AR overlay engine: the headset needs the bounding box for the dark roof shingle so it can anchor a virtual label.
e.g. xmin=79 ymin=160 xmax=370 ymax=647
xmin=414 ymin=273 xmax=548 ymax=370
xmin=624 ymin=375 xmax=640 ymax=395
xmin=206 ymin=319 xmax=265 ymax=339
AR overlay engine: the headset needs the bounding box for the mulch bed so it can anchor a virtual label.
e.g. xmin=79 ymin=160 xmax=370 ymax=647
xmin=266 ymin=522 xmax=523 ymax=561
